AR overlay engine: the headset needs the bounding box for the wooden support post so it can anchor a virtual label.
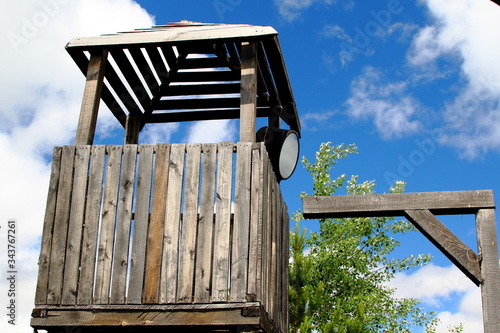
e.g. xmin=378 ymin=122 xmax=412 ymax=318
xmin=404 ymin=209 xmax=481 ymax=285
xmin=303 ymin=190 xmax=500 ymax=332
xmin=240 ymin=41 xmax=257 ymax=143
xmin=75 ymin=50 xmax=107 ymax=145
xmin=124 ymin=113 xmax=141 ymax=144
xmin=476 ymin=208 xmax=500 ymax=332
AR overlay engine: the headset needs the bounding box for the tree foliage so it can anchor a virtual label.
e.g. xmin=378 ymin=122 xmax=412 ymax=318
xmin=289 ymin=142 xmax=444 ymax=332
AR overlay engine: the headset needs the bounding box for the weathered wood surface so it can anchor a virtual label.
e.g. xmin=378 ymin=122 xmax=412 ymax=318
xmin=161 ymin=143 xmax=185 ymax=303
xmin=47 ymin=146 xmax=75 ymax=304
xmin=404 ymin=209 xmax=481 ymax=285
xmin=177 ymin=143 xmax=201 ymax=303
xmin=476 ymin=208 xmax=500 ymax=333
xmin=303 ymin=190 xmax=495 ymax=219
xmin=143 ymin=144 xmax=170 ymax=303
xmin=194 ymin=143 xmax=217 ymax=303
xmin=110 ymin=145 xmax=137 ymax=304
xmin=66 ymin=23 xmax=301 ymax=137
xmin=231 ymin=142 xmax=252 ymax=302
xmin=128 ymin=144 xmax=154 ymax=304
xmin=62 ymin=146 xmax=91 ymax=305
xmin=78 ymin=145 xmax=105 ymax=305
xmin=33 ymin=143 xmax=289 ymax=332
xmin=212 ymin=142 xmax=234 ymax=302
xmin=302 ymin=190 xmax=500 ymax=333
xmin=66 ymin=24 xmax=277 ymax=48
xmin=75 ymin=51 xmax=107 ymax=145
xmin=31 ymin=307 xmax=262 ymax=328
xmin=35 ymin=147 xmax=62 ymax=305
xmin=240 ymin=42 xmax=258 ymax=143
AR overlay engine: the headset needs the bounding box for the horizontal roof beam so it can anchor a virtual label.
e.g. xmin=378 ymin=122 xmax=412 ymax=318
xmin=302 ymin=190 xmax=495 ymax=219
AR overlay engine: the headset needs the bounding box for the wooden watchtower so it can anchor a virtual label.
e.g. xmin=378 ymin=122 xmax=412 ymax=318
xmin=31 ymin=22 xmax=300 ymax=333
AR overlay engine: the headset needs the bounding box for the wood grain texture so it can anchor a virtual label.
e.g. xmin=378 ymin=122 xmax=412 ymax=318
xmin=75 ymin=51 xmax=107 ymax=145
xmin=231 ymin=142 xmax=252 ymax=302
xmin=303 ymin=190 xmax=495 ymax=219
xmin=212 ymin=142 xmax=234 ymax=302
xmin=62 ymin=145 xmax=91 ymax=305
xmin=177 ymin=143 xmax=201 ymax=303
xmin=47 ymin=146 xmax=75 ymax=304
xmin=404 ymin=209 xmax=481 ymax=285
xmin=476 ymin=208 xmax=500 ymax=333
xmin=194 ymin=143 xmax=217 ymax=303
xmin=110 ymin=145 xmax=137 ymax=304
xmin=66 ymin=25 xmax=277 ymax=48
xmin=31 ymin=307 xmax=260 ymax=328
xmin=247 ymin=144 xmax=262 ymax=299
xmin=239 ymin=42 xmax=258 ymax=143
xmin=143 ymin=144 xmax=170 ymax=303
xmin=31 ymin=143 xmax=290 ymax=332
xmin=128 ymin=144 xmax=154 ymax=304
xmin=35 ymin=147 xmax=62 ymax=305
xmin=78 ymin=145 xmax=105 ymax=305
xmin=94 ymin=145 xmax=122 ymax=304
xmin=160 ymin=144 xmax=185 ymax=303
xmin=124 ymin=113 xmax=141 ymax=144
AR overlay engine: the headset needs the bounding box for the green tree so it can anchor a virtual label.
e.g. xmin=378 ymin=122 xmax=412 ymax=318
xmin=289 ymin=142 xmax=443 ymax=332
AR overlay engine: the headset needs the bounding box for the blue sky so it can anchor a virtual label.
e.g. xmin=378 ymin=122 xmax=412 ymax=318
xmin=1 ymin=0 xmax=499 ymax=332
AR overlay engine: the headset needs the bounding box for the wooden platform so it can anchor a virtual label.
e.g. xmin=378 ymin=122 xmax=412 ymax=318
xmin=32 ymin=143 xmax=289 ymax=332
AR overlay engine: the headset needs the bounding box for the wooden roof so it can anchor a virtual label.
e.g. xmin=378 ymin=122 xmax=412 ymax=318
xmin=66 ymin=21 xmax=300 ymax=133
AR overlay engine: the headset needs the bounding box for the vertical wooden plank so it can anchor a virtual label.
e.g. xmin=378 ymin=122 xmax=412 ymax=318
xmin=35 ymin=147 xmax=62 ymax=305
xmin=143 ymin=144 xmax=170 ymax=303
xmin=62 ymin=145 xmax=91 ymax=305
xmin=269 ymin=166 xmax=278 ymax=319
xmin=476 ymin=208 xmax=500 ymax=333
xmin=177 ymin=143 xmax=202 ymax=303
xmin=160 ymin=143 xmax=185 ymax=303
xmin=231 ymin=142 xmax=252 ymax=302
xmin=240 ymin=42 xmax=257 ymax=143
xmin=94 ymin=145 xmax=122 ymax=304
xmin=283 ymin=200 xmax=290 ymax=331
xmin=273 ymin=180 xmax=282 ymax=326
xmin=260 ymin=144 xmax=271 ymax=308
xmin=194 ymin=143 xmax=217 ymax=303
xmin=212 ymin=142 xmax=234 ymax=302
xmin=78 ymin=145 xmax=105 ymax=305
xmin=128 ymin=144 xmax=154 ymax=304
xmin=110 ymin=145 xmax=137 ymax=304
xmin=247 ymin=144 xmax=262 ymax=299
xmin=47 ymin=146 xmax=75 ymax=304
xmin=75 ymin=50 xmax=107 ymax=145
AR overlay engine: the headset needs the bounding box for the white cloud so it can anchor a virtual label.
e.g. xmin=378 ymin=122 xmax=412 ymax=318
xmin=275 ymin=0 xmax=352 ymax=21
xmin=0 ymin=1 xmax=155 ymax=332
xmin=301 ymin=110 xmax=339 ymax=131
xmin=391 ymin=264 xmax=483 ymax=333
xmin=275 ymin=0 xmax=317 ymax=21
xmin=409 ymin=0 xmax=500 ymax=158
xmin=183 ymin=119 xmax=237 ymax=143
xmin=321 ymin=24 xmax=352 ymax=42
xmin=345 ymin=67 xmax=422 ymax=139
xmin=140 ymin=122 xmax=180 ymax=144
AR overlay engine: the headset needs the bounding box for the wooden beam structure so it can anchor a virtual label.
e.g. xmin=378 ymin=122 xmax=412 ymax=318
xmin=240 ymin=41 xmax=258 ymax=142
xmin=302 ymin=190 xmax=495 ymax=218
xmin=66 ymin=22 xmax=301 ymax=137
xmin=302 ymin=190 xmax=500 ymax=332
xmin=74 ymin=50 xmax=107 ymax=145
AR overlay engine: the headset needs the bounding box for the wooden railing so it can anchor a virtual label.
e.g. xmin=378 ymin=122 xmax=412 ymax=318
xmin=32 ymin=142 xmax=289 ymax=332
